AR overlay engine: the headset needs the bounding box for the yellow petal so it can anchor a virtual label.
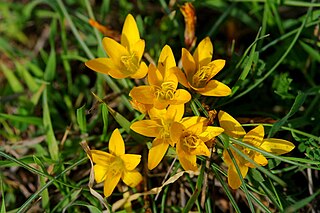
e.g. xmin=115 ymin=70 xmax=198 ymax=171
xmin=193 ymin=37 xmax=213 ymax=68
xmin=85 ymin=58 xmax=112 ymax=75
xmin=174 ymin=67 xmax=190 ymax=88
xmin=177 ymin=151 xmax=198 ymax=171
xmin=122 ymin=170 xmax=142 ymax=188
xmin=147 ymin=63 xmax=163 ymax=86
xmin=153 ymin=99 xmax=169 ymax=110
xmin=109 ymin=128 xmax=125 ymax=156
xmin=93 ymin=164 xmax=108 ymax=183
xmin=130 ymin=61 xmax=148 ymax=79
xmin=108 ymin=68 xmax=130 ymax=79
xmin=180 ymin=116 xmax=207 ymax=129
xmin=243 ymin=125 xmax=264 ymax=147
xmin=103 ymin=172 xmax=121 ymax=197
xmin=91 ymin=150 xmax=115 ymax=166
xmin=186 ymin=122 xmax=205 ymax=135
xmin=260 ymin=138 xmax=295 ymax=155
xmin=182 ymin=48 xmax=196 ymax=79
xmin=121 ymin=14 xmax=140 ymax=51
xmin=218 ymin=111 xmax=246 ymax=138
xmin=121 ymin=154 xmax=141 ymax=170
xmin=170 ymin=89 xmax=191 ymax=105
xmin=197 ymin=80 xmax=231 ymax=96
xmin=170 ymin=122 xmax=185 ymax=144
xmin=189 ymin=141 xmax=210 ymax=156
xmin=102 ymin=37 xmax=128 ymax=64
xmin=129 ymin=86 xmax=155 ymax=104
xmin=131 ymin=39 xmax=145 ymax=61
xmin=207 ymin=59 xmax=226 ymax=80
xmin=199 ymin=126 xmax=224 ymax=142
xmin=130 ymin=120 xmax=162 ymax=137
xmin=222 ymin=149 xmax=232 ymax=166
xmin=148 ymin=138 xmax=170 ymax=170
xmin=167 ymin=104 xmax=185 ymax=122
xmin=253 ymin=152 xmax=268 ymax=166
xmin=158 ymin=45 xmax=176 ymax=75
xmin=228 ymin=163 xmax=248 ymax=190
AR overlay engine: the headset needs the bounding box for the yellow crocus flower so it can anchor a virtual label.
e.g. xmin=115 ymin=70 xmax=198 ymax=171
xmin=130 ymin=45 xmax=191 ymax=109
xmin=86 ymin=14 xmax=148 ymax=79
xmin=171 ymin=117 xmax=224 ymax=171
xmin=91 ymin=129 xmax=142 ymax=197
xmin=175 ymin=37 xmax=231 ymax=96
xmin=218 ymin=111 xmax=295 ymax=189
xmin=131 ymin=104 xmax=184 ymax=170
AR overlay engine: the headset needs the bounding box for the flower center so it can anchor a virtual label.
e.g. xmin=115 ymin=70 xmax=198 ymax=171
xmin=120 ymin=53 xmax=139 ymax=74
xmin=182 ymin=132 xmax=200 ymax=152
xmin=192 ymin=61 xmax=216 ymax=88
xmin=154 ymin=82 xmax=176 ymax=100
xmin=109 ymin=156 xmax=124 ymax=176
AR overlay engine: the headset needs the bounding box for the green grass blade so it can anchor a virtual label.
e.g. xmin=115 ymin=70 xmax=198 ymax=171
xmin=1 ymin=177 xmax=6 ymax=213
xmin=1 ymin=63 xmax=24 ymax=93
xmin=43 ymin=88 xmax=59 ymax=161
xmin=283 ymin=189 xmax=320 ymax=213
xmin=77 ymin=104 xmax=87 ymax=134
xmin=268 ymin=92 xmax=306 ymax=137
xmin=101 ymin=103 xmax=109 ymax=141
xmin=0 ymin=113 xmax=42 ymax=125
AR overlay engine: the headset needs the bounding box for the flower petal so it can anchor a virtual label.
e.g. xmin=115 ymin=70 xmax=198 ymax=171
xmin=174 ymin=67 xmax=190 ymax=88
xmin=148 ymin=138 xmax=170 ymax=170
xmin=91 ymin=150 xmax=115 ymax=166
xmin=109 ymin=128 xmax=125 ymax=156
xmin=93 ymin=164 xmax=108 ymax=183
xmin=130 ymin=61 xmax=148 ymax=79
xmin=167 ymin=104 xmax=185 ymax=122
xmin=199 ymin=126 xmax=224 ymax=142
xmin=170 ymin=122 xmax=185 ymax=144
xmin=102 ymin=37 xmax=128 ymax=65
xmin=180 ymin=116 xmax=207 ymax=129
xmin=260 ymin=138 xmax=295 ymax=155
xmin=243 ymin=125 xmax=264 ymax=147
xmin=158 ymin=45 xmax=176 ymax=75
xmin=253 ymin=152 xmax=268 ymax=166
xmin=171 ymin=89 xmax=191 ymax=105
xmin=197 ymin=80 xmax=231 ymax=96
xmin=193 ymin=37 xmax=213 ymax=68
xmin=148 ymin=64 xmax=163 ymax=86
xmin=178 ymin=152 xmax=198 ymax=171
xmin=129 ymin=86 xmax=155 ymax=104
xmin=121 ymin=154 xmax=141 ymax=170
xmin=131 ymin=39 xmax=145 ymax=61
xmin=182 ymin=48 xmax=196 ymax=79
xmin=103 ymin=172 xmax=121 ymax=197
xmin=122 ymin=170 xmax=142 ymax=188
xmin=207 ymin=59 xmax=226 ymax=80
xmin=85 ymin=58 xmax=112 ymax=75
xmin=189 ymin=141 xmax=210 ymax=156
xmin=121 ymin=14 xmax=140 ymax=51
xmin=228 ymin=163 xmax=248 ymax=190
xmin=131 ymin=120 xmax=162 ymax=137
xmin=218 ymin=111 xmax=246 ymax=138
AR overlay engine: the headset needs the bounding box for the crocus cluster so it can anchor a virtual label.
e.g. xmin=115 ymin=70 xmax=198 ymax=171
xmin=85 ymin=13 xmax=295 ymax=197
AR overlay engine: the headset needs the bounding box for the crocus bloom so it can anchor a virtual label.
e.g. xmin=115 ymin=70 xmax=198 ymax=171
xmin=218 ymin=110 xmax=295 ymax=189
xmin=91 ymin=129 xmax=142 ymax=197
xmin=86 ymin=14 xmax=148 ymax=79
xmin=131 ymin=104 xmax=184 ymax=170
xmin=130 ymin=45 xmax=191 ymax=109
xmin=171 ymin=117 xmax=224 ymax=171
xmin=175 ymin=37 xmax=231 ymax=96
xmin=180 ymin=2 xmax=196 ymax=48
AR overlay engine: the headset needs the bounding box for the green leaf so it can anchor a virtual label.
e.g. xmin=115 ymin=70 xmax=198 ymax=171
xmin=101 ymin=103 xmax=109 ymax=141
xmin=0 ymin=113 xmax=42 ymax=125
xmin=0 ymin=63 xmax=24 ymax=93
xmin=44 ymin=20 xmax=57 ymax=82
xmin=76 ymin=105 xmax=87 ymax=134
xmin=268 ymin=92 xmax=306 ymax=137
xmin=284 ymin=189 xmax=320 ymax=213
xmin=1 ymin=177 xmax=6 ymax=213
xmin=272 ymin=72 xmax=295 ymax=99
xmin=299 ymin=40 xmax=320 ymax=63
xmin=250 ymin=169 xmax=265 ymax=182
xmin=43 ymin=88 xmax=59 ymax=161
